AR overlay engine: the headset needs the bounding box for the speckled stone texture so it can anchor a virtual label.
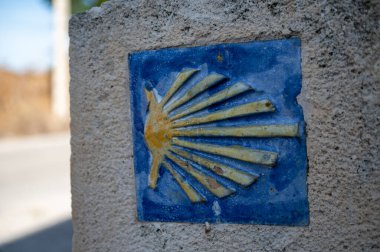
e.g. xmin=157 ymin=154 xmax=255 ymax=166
xmin=69 ymin=0 xmax=380 ymax=251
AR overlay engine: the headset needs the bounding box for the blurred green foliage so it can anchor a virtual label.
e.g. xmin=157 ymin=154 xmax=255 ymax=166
xmin=44 ymin=0 xmax=108 ymax=14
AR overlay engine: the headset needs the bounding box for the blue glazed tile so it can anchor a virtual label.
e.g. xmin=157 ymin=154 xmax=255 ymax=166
xmin=128 ymin=38 xmax=309 ymax=225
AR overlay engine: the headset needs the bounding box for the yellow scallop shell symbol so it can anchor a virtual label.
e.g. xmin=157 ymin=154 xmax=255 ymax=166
xmin=144 ymin=68 xmax=299 ymax=203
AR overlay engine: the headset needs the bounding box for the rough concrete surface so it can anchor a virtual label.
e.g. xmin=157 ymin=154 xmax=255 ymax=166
xmin=69 ymin=0 xmax=379 ymax=251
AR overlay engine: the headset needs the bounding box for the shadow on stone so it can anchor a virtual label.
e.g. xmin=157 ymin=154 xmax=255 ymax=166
xmin=0 ymin=219 xmax=72 ymax=252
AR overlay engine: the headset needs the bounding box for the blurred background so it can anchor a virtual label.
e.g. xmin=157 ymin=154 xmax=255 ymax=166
xmin=0 ymin=1 xmax=106 ymax=251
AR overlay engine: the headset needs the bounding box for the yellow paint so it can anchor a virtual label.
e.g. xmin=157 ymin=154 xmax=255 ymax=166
xmin=171 ymin=99 xmax=275 ymax=128
xmin=172 ymin=138 xmax=278 ymax=166
xmin=166 ymin=153 xmax=235 ymax=198
xmin=216 ymin=53 xmax=224 ymax=62
xmin=144 ymin=89 xmax=171 ymax=188
xmin=160 ymin=69 xmax=199 ymax=106
xmin=162 ymin=161 xmax=205 ymax=203
xmin=148 ymin=155 xmax=163 ymax=189
xmin=171 ymin=147 xmax=258 ymax=186
xmin=170 ymin=82 xmax=252 ymax=120
xmin=171 ymin=124 xmax=299 ymax=137
xmin=165 ymin=73 xmax=227 ymax=113
xmin=143 ymin=69 xmax=299 ymax=202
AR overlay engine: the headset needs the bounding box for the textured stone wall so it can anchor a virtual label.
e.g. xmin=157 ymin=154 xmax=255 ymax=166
xmin=69 ymin=0 xmax=379 ymax=251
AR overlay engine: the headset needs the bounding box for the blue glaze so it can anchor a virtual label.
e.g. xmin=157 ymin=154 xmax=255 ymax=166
xmin=129 ymin=38 xmax=309 ymax=225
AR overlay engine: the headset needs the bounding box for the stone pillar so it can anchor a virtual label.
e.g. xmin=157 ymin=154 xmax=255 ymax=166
xmin=69 ymin=1 xmax=379 ymax=251
xmin=52 ymin=0 xmax=70 ymax=119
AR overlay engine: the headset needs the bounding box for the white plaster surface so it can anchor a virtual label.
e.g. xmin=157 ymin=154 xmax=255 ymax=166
xmin=69 ymin=0 xmax=379 ymax=251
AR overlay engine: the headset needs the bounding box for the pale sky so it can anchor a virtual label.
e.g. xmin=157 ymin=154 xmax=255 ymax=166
xmin=0 ymin=0 xmax=53 ymax=72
